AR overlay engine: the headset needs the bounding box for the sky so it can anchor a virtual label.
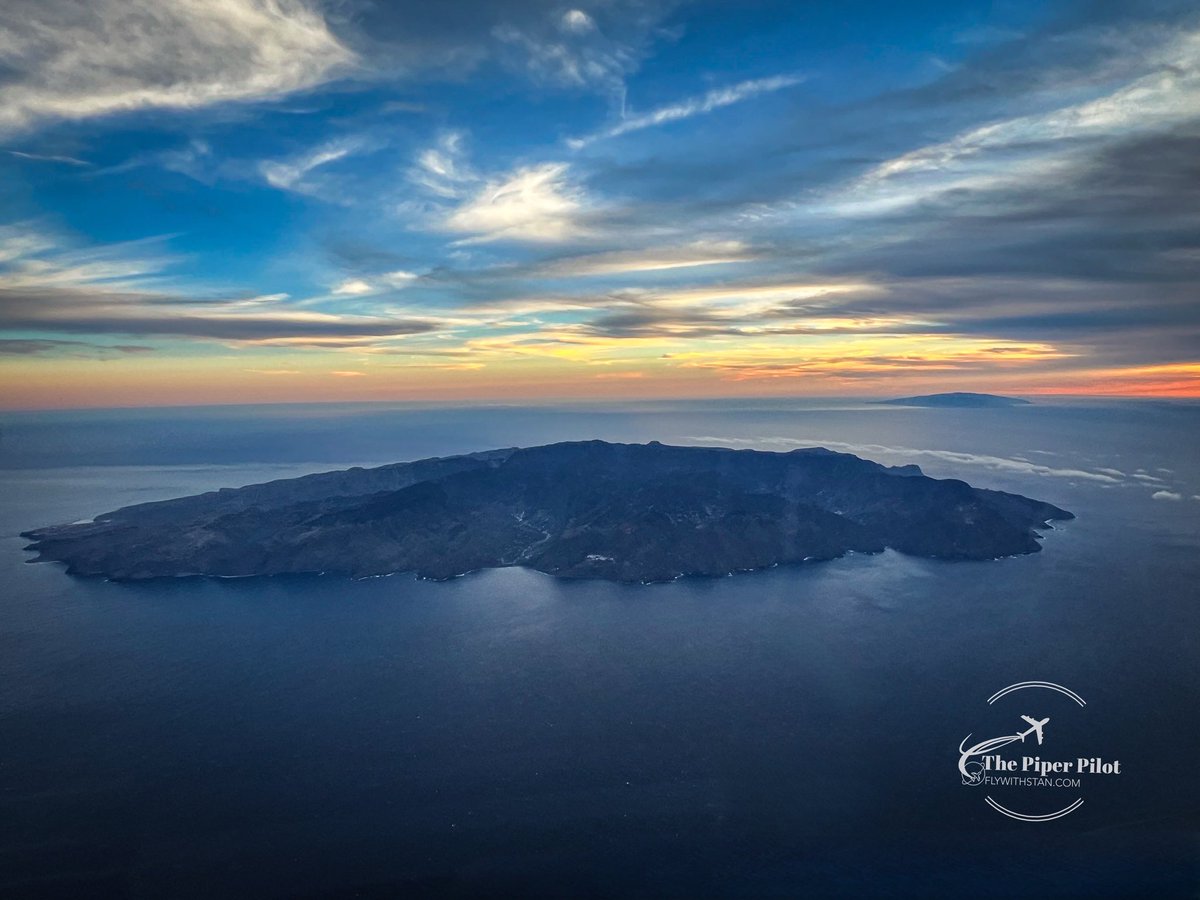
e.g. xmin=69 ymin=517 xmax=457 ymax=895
xmin=0 ymin=0 xmax=1197 ymax=409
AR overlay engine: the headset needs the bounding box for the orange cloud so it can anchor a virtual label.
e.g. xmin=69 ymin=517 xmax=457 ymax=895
xmin=1026 ymin=363 xmax=1200 ymax=397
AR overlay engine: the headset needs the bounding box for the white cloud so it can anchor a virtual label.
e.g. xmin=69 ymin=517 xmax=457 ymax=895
xmin=835 ymin=28 xmax=1200 ymax=214
xmin=0 ymin=224 xmax=440 ymax=344
xmin=492 ymin=14 xmax=636 ymax=100
xmin=878 ymin=34 xmax=1200 ymax=182
xmin=260 ymin=138 xmax=361 ymax=193
xmin=534 ymin=241 xmax=756 ymax=277
xmin=407 ymin=131 xmax=475 ymax=199
xmin=0 ymin=227 xmax=59 ymax=265
xmin=331 ymin=278 xmax=374 ymax=296
xmin=568 ymin=73 xmax=804 ymax=148
xmin=1151 ymin=490 xmax=1183 ymax=501
xmin=0 ymin=0 xmax=355 ymax=135
xmin=0 ymin=223 xmax=173 ymax=291
xmin=328 ymin=271 xmax=419 ymax=296
xmin=561 ymin=10 xmax=596 ymax=35
xmin=686 ymin=435 xmax=1126 ymax=484
xmin=444 ymin=162 xmax=586 ymax=243
xmin=5 ymin=149 xmax=91 ymax=166
xmin=407 ymin=133 xmax=590 ymax=244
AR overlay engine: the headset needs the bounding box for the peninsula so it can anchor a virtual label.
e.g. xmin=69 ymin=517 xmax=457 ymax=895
xmin=23 ymin=441 xmax=1072 ymax=583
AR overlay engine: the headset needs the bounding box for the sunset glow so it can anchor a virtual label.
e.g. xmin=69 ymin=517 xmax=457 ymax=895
xmin=0 ymin=1 xmax=1196 ymax=408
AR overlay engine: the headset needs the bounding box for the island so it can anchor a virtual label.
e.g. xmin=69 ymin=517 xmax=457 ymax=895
xmin=22 ymin=440 xmax=1073 ymax=583
xmin=877 ymin=392 xmax=1032 ymax=408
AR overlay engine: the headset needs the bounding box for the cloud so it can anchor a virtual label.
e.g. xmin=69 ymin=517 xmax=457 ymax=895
xmin=835 ymin=28 xmax=1200 ymax=217
xmin=407 ymin=130 xmax=476 ymax=199
xmin=444 ymin=162 xmax=586 ymax=242
xmin=670 ymin=338 xmax=1064 ymax=379
xmin=406 ymin=133 xmax=592 ymax=244
xmin=902 ymin=6 xmax=1198 ymax=109
xmin=568 ymin=73 xmax=805 ymax=148
xmin=0 ymin=229 xmax=65 ymax=266
xmin=447 ymin=276 xmax=875 ymax=320
xmin=2 ymin=292 xmax=436 ymax=343
xmin=593 ymin=370 xmax=645 ymax=380
xmin=686 ymin=435 xmax=1125 ymax=484
xmin=260 ymin=138 xmax=364 ymax=194
xmin=345 ymin=0 xmax=679 ymax=102
xmin=560 ymin=10 xmax=596 ymax=35
xmin=379 ymin=100 xmax=427 ymax=115
xmin=327 ymin=271 xmax=419 ymax=297
xmin=88 ymin=138 xmax=220 ymax=184
xmin=0 ymin=224 xmax=437 ymax=344
xmin=331 ymin=278 xmax=375 ymax=296
xmin=0 ymin=224 xmax=175 ymax=291
xmin=530 ymin=240 xmax=757 ymax=277
xmin=0 ymin=0 xmax=356 ymax=135
xmin=0 ymin=338 xmax=152 ymax=357
xmin=4 ymin=1 xmax=1198 ymax=400
xmin=492 ymin=8 xmax=642 ymax=101
xmin=5 ymin=149 xmax=91 ymax=166
xmin=1151 ymin=490 xmax=1184 ymax=501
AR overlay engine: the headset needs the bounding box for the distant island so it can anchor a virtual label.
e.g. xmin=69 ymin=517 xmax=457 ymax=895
xmin=878 ymin=392 xmax=1032 ymax=408
xmin=23 ymin=441 xmax=1072 ymax=584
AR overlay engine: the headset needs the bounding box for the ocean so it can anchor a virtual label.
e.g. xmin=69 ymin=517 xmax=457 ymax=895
xmin=1 ymin=399 xmax=1197 ymax=897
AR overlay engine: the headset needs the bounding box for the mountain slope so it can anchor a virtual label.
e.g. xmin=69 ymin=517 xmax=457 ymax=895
xmin=23 ymin=441 xmax=1073 ymax=583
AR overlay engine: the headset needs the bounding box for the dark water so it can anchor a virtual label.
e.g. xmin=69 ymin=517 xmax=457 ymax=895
xmin=1 ymin=400 xmax=1198 ymax=898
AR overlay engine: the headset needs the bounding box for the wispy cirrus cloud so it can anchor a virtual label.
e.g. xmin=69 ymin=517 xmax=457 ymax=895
xmin=568 ymin=73 xmax=805 ymax=148
xmin=5 ymin=149 xmax=91 ymax=166
xmin=0 ymin=224 xmax=436 ymax=346
xmin=0 ymin=224 xmax=177 ymax=291
xmin=260 ymin=137 xmax=367 ymax=195
xmin=406 ymin=130 xmax=476 ymax=199
xmin=831 ymin=28 xmax=1200 ymax=217
xmin=492 ymin=6 xmax=649 ymax=103
xmin=3 ymin=1 xmax=1198 ymax=402
xmin=529 ymin=240 xmax=758 ymax=277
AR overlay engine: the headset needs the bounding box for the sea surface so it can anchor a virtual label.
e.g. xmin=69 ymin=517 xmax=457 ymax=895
xmin=1 ymin=399 xmax=1198 ymax=898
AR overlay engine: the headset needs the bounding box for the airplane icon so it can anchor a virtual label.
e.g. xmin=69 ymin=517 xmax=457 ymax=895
xmin=1018 ymin=715 xmax=1049 ymax=745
